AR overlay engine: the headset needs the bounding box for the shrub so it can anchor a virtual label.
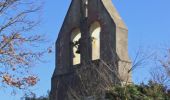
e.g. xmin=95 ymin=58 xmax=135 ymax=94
xmin=106 ymin=81 xmax=170 ymax=100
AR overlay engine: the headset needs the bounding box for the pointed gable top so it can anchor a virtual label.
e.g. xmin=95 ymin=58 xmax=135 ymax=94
xmin=101 ymin=0 xmax=128 ymax=30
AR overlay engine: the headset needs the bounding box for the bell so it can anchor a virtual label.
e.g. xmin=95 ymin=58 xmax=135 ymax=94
xmin=76 ymin=45 xmax=80 ymax=54
xmin=76 ymin=49 xmax=80 ymax=54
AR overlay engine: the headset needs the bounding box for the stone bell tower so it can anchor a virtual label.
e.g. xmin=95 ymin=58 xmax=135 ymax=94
xmin=50 ymin=0 xmax=131 ymax=100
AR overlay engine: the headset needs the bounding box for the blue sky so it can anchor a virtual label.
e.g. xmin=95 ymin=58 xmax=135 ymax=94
xmin=0 ymin=0 xmax=170 ymax=99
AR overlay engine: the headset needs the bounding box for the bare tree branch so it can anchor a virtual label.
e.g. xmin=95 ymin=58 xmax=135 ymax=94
xmin=0 ymin=0 xmax=49 ymax=95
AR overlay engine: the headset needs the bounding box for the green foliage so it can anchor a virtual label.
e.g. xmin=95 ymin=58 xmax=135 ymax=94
xmin=25 ymin=82 xmax=170 ymax=100
xmin=24 ymin=91 xmax=49 ymax=100
xmin=106 ymin=81 xmax=170 ymax=100
xmin=25 ymin=97 xmax=49 ymax=100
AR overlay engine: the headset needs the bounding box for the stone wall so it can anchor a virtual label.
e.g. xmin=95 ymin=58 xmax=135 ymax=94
xmin=50 ymin=60 xmax=120 ymax=100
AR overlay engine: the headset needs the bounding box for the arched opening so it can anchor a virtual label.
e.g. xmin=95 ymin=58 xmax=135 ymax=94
xmin=90 ymin=21 xmax=101 ymax=60
xmin=71 ymin=28 xmax=81 ymax=65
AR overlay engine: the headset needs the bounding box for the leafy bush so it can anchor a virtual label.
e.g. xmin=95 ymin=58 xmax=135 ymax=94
xmin=25 ymin=81 xmax=170 ymax=100
xmin=25 ymin=96 xmax=49 ymax=100
xmin=24 ymin=91 xmax=49 ymax=100
xmin=106 ymin=81 xmax=170 ymax=100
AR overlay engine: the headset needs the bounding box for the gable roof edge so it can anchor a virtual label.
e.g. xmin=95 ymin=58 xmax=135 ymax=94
xmin=101 ymin=0 xmax=128 ymax=30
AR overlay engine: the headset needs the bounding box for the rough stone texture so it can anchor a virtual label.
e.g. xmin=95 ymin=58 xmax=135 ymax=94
xmin=50 ymin=0 xmax=132 ymax=100
xmin=51 ymin=60 xmax=119 ymax=100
